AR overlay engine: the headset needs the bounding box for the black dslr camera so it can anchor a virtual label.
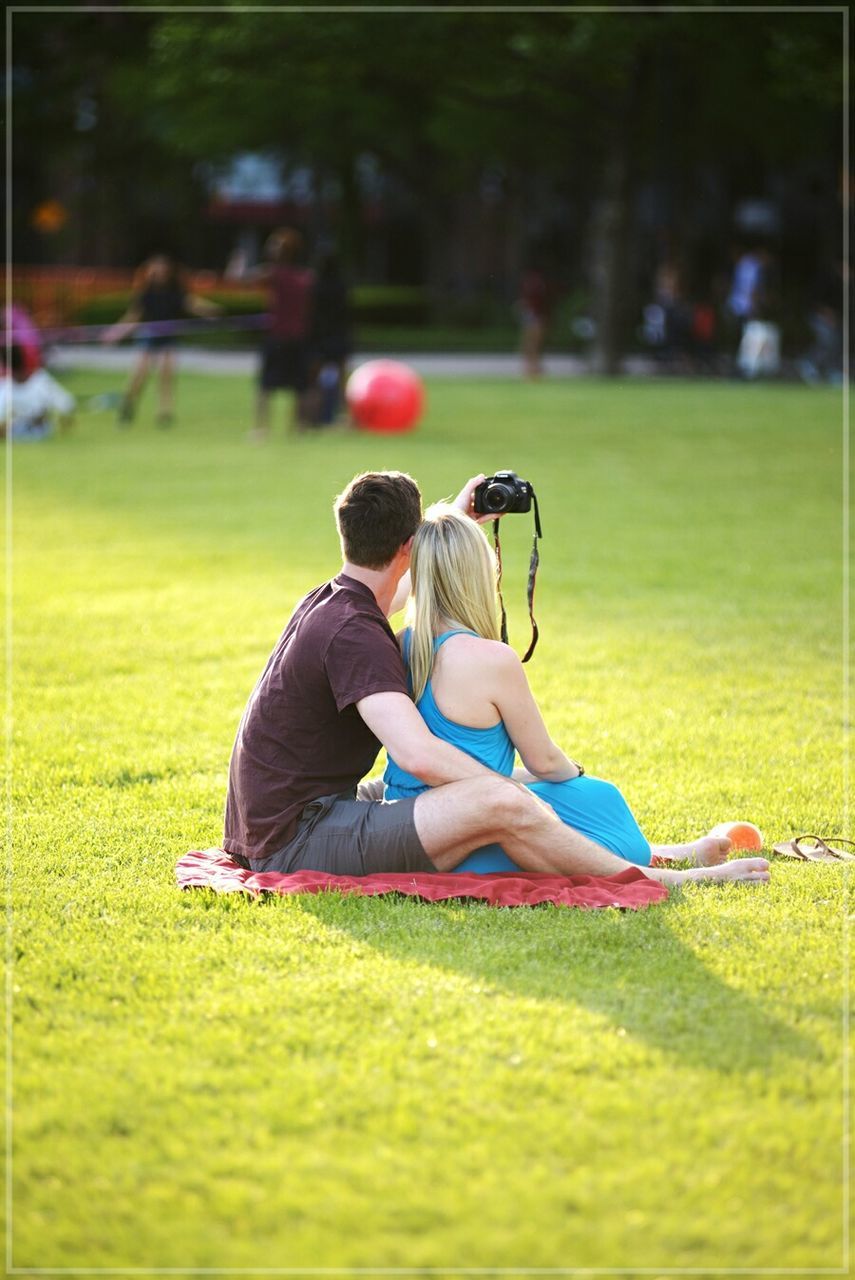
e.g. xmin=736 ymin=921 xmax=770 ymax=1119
xmin=473 ymin=470 xmax=542 ymax=663
xmin=473 ymin=470 xmax=534 ymax=516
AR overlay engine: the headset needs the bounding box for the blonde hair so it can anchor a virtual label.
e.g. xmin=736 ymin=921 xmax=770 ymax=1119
xmin=406 ymin=504 xmax=500 ymax=703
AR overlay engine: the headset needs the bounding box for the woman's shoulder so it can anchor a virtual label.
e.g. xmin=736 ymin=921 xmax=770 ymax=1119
xmin=440 ymin=632 xmax=519 ymax=671
xmin=428 ymin=631 xmax=519 ymax=728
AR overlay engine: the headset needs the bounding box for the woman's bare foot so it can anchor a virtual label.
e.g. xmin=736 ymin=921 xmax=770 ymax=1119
xmin=645 ymin=857 xmax=770 ymax=886
xmin=651 ymin=834 xmax=732 ymax=867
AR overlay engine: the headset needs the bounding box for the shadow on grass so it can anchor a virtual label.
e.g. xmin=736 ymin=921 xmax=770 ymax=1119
xmin=291 ymin=891 xmax=814 ymax=1073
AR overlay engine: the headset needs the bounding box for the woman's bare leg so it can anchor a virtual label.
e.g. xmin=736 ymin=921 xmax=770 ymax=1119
xmin=651 ymin=834 xmax=732 ymax=867
xmin=120 ymin=351 xmax=151 ymax=421
xmin=252 ymin=388 xmax=271 ymax=441
xmin=126 ymin=351 xmax=151 ymax=399
xmin=645 ymin=858 xmax=770 ymax=886
xmin=522 ymin=321 xmax=545 ymax=378
xmin=157 ymin=350 xmax=175 ymax=422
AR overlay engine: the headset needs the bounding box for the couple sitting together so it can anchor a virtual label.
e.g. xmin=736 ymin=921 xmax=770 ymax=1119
xmin=224 ymin=470 xmax=770 ymax=888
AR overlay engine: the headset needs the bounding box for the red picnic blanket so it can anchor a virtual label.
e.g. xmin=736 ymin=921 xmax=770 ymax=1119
xmin=177 ymin=847 xmax=668 ymax=910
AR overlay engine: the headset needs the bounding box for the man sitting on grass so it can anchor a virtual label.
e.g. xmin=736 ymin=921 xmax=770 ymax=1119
xmin=223 ymin=470 xmax=769 ymax=888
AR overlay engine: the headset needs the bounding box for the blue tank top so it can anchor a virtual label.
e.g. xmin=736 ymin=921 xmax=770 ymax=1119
xmin=383 ymin=629 xmax=515 ymax=797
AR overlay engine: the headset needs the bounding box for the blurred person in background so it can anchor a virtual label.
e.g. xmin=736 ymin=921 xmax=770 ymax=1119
xmin=308 ymin=248 xmax=352 ymax=426
xmin=517 ymin=259 xmax=555 ymax=379
xmin=725 ymin=241 xmax=780 ymax=375
xmin=252 ymin=227 xmax=315 ymax=440
xmin=733 ymin=245 xmax=780 ymax=379
xmin=2 ymin=304 xmax=42 ymax=377
xmin=103 ymin=254 xmax=220 ymax=427
xmin=1 ymin=344 xmax=75 ymax=440
xmin=644 ymin=255 xmax=694 ymax=371
xmin=799 ymin=258 xmax=845 ymax=386
xmin=725 ymin=241 xmax=765 ymax=342
xmin=690 ymin=290 xmax=719 ymax=374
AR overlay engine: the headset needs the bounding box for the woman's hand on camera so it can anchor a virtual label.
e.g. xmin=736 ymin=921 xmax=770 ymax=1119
xmin=453 ymin=474 xmax=501 ymax=525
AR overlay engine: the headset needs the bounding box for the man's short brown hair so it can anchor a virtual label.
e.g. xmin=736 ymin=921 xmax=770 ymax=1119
xmin=334 ymin=471 xmax=422 ymax=569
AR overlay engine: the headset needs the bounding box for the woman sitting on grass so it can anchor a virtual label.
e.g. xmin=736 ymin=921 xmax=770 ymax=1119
xmin=384 ymin=504 xmax=769 ymax=883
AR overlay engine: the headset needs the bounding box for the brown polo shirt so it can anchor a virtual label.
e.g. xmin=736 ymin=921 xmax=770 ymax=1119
xmin=223 ymin=574 xmax=409 ymax=864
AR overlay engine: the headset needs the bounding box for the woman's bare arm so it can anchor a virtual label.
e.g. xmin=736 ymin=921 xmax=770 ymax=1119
xmin=101 ymin=302 xmax=142 ymax=344
xmin=486 ymin=646 xmax=580 ymax=782
xmin=185 ymin=293 xmax=222 ymax=319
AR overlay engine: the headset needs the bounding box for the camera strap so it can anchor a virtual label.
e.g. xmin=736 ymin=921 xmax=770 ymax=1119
xmin=492 ymin=491 xmax=542 ymax=663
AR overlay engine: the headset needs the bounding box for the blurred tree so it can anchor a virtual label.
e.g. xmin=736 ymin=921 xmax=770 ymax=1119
xmin=11 ymin=8 xmax=212 ymax=266
xmin=9 ymin=7 xmax=845 ymax=368
xmin=140 ymin=8 xmax=843 ymax=370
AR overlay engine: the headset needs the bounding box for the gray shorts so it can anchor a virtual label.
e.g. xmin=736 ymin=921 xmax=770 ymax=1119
xmin=259 ymin=778 xmax=434 ymax=876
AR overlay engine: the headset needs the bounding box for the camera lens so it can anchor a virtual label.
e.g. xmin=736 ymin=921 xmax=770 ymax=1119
xmin=484 ymin=483 xmax=513 ymax=512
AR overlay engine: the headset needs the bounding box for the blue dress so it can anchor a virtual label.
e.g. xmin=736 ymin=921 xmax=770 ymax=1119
xmin=383 ymin=629 xmax=651 ymax=872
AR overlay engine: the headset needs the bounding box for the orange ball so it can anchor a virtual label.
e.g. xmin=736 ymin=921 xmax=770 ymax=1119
xmin=708 ymin=821 xmax=764 ymax=851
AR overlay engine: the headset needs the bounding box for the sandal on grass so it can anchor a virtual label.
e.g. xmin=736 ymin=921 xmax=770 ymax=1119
xmin=772 ymin=835 xmax=855 ymax=862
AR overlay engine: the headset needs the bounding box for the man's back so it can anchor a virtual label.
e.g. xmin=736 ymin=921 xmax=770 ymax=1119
xmin=223 ymin=574 xmax=408 ymax=864
xmin=269 ymin=265 xmax=314 ymax=340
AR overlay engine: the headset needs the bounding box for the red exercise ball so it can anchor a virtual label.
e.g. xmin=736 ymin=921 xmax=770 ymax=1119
xmin=346 ymin=359 xmax=425 ymax=433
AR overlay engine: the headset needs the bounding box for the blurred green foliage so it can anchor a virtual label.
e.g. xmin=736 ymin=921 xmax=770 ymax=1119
xmin=74 ymin=285 xmax=432 ymax=327
xmin=14 ymin=9 xmax=843 ymax=252
xmin=11 ymin=9 xmax=846 ymax=365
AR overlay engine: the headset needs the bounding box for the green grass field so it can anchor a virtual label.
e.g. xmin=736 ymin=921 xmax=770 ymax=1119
xmin=6 ymin=368 xmax=850 ymax=1272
